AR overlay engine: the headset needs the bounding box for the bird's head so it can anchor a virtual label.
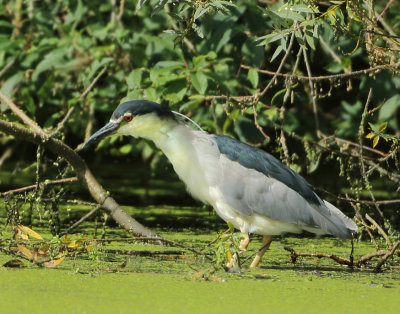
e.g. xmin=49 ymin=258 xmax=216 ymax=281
xmin=82 ymin=100 xmax=175 ymax=148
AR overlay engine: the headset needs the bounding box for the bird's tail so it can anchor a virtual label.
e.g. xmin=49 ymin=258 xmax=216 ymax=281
xmin=315 ymin=200 xmax=357 ymax=239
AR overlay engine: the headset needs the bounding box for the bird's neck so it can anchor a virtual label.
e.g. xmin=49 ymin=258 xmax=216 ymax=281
xmin=125 ymin=115 xmax=212 ymax=204
xmin=120 ymin=114 xmax=194 ymax=156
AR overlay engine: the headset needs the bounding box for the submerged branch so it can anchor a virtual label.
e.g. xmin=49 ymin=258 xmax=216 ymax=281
xmin=283 ymin=246 xmax=400 ymax=269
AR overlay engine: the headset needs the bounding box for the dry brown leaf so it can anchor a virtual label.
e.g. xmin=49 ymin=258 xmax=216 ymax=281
xmin=43 ymin=254 xmax=65 ymax=268
xmin=15 ymin=230 xmax=29 ymax=241
xmin=17 ymin=244 xmax=33 ymax=259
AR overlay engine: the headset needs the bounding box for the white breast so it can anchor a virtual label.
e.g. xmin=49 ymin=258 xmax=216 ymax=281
xmin=154 ymin=127 xmax=220 ymax=205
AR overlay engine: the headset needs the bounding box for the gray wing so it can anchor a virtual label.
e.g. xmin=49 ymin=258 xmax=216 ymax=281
xmin=214 ymin=135 xmax=323 ymax=207
xmin=211 ymin=135 xmax=355 ymax=239
xmin=191 ymin=133 xmax=354 ymax=238
xmin=217 ymin=155 xmax=354 ymax=238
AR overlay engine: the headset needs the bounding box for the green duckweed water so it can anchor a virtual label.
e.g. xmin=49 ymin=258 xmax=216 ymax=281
xmin=1 ymin=208 xmax=400 ymax=314
xmin=1 ymin=267 xmax=399 ymax=314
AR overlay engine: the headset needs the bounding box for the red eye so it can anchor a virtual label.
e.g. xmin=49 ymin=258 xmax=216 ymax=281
xmin=124 ymin=114 xmax=133 ymax=122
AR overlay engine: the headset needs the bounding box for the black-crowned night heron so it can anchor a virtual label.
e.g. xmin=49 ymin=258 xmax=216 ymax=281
xmin=83 ymin=100 xmax=357 ymax=268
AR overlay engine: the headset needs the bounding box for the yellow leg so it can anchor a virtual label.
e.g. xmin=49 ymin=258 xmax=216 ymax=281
xmin=249 ymin=235 xmax=273 ymax=268
xmin=239 ymin=233 xmax=250 ymax=251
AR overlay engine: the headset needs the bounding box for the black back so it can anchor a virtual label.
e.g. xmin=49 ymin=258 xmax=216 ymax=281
xmin=214 ymin=135 xmax=322 ymax=206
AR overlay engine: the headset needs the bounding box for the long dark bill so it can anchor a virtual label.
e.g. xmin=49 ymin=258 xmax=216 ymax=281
xmin=82 ymin=122 xmax=120 ymax=149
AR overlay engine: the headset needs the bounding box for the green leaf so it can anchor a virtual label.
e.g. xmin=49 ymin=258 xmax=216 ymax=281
xmin=271 ymin=44 xmax=284 ymax=62
xmin=256 ymin=30 xmax=290 ymax=47
xmin=194 ymin=5 xmax=208 ymax=21
xmin=192 ymin=23 xmax=204 ymax=39
xmin=154 ymin=60 xmax=184 ymax=69
xmin=346 ymin=3 xmax=361 ymax=22
xmin=247 ymin=69 xmax=259 ymax=88
xmin=126 ymin=69 xmax=143 ymax=90
xmin=378 ymin=95 xmax=400 ymax=122
xmin=0 ymin=72 xmax=24 ymax=98
xmin=227 ymin=222 xmax=235 ymax=232
xmin=368 ymin=122 xmax=380 ymax=133
xmin=304 ymin=28 xmax=316 ymax=50
xmin=144 ymin=88 xmax=157 ymax=101
xmin=137 ymin=0 xmax=149 ymax=10
xmin=119 ymin=144 xmax=133 ymax=155
xmin=271 ymin=88 xmax=286 ymax=105
xmin=32 ymin=49 xmax=65 ymax=81
xmin=264 ymin=108 xmax=278 ymax=120
xmin=275 ymin=6 xmax=305 ymax=22
xmin=190 ymin=72 xmax=208 ymax=94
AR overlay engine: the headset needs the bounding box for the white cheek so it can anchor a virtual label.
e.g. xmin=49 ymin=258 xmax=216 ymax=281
xmin=118 ymin=123 xmax=137 ymax=137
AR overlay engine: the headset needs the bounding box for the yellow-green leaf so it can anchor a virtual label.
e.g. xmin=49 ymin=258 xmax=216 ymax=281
xmin=67 ymin=240 xmax=82 ymax=249
xmin=372 ymin=136 xmax=379 ymax=148
xmin=365 ymin=133 xmax=375 ymax=139
xmin=18 ymin=225 xmax=43 ymax=240
xmin=227 ymin=221 xmax=235 ymax=232
xmin=379 ymin=122 xmax=387 ymax=133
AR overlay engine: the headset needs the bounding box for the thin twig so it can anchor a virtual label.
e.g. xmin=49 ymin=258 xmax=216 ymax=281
xmin=79 ymin=65 xmax=109 ymax=102
xmin=366 ymin=147 xmax=398 ymax=175
xmin=59 ymin=204 xmax=102 ymax=237
xmin=49 ymin=107 xmax=75 ymax=138
xmin=344 ymin=193 xmax=379 ymax=249
xmin=259 ymin=27 xmax=297 ymax=98
xmin=1 ymin=177 xmax=79 ymax=196
xmin=358 ymin=89 xmax=385 ymax=221
xmin=376 ymin=0 xmax=394 ymax=23
xmin=0 ymin=59 xmax=16 ymax=78
xmin=241 ymin=61 xmax=400 ymax=81
xmin=117 ymin=0 xmax=125 ymax=21
xmin=252 ymin=105 xmax=270 ymax=140
xmin=284 ymin=246 xmax=351 ymax=266
xmin=302 ymin=47 xmax=320 ymax=136
xmin=334 ymin=136 xmax=386 ymax=157
xmin=365 ymin=214 xmax=393 ymax=249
